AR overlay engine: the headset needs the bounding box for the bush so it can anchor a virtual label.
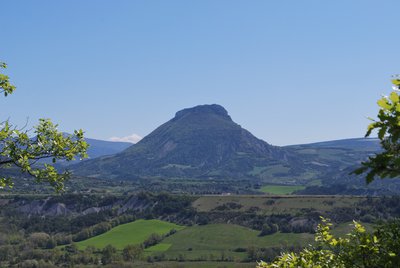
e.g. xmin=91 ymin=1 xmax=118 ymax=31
xmin=101 ymin=244 xmax=117 ymax=265
xmin=259 ymin=223 xmax=278 ymax=236
xmin=122 ymin=244 xmax=143 ymax=262
xmin=142 ymin=233 xmax=162 ymax=248
xmin=257 ymin=218 xmax=400 ymax=268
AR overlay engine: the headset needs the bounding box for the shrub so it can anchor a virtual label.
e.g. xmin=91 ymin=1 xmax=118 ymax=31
xmin=257 ymin=218 xmax=400 ymax=268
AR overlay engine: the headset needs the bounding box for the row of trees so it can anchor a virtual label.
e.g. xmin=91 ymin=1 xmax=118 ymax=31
xmin=0 ymin=242 xmax=144 ymax=267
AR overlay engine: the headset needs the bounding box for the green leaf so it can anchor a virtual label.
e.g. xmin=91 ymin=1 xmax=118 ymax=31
xmin=377 ymin=98 xmax=391 ymax=110
xmin=392 ymin=79 xmax=400 ymax=86
xmin=378 ymin=126 xmax=387 ymax=139
xmin=389 ymin=92 xmax=400 ymax=103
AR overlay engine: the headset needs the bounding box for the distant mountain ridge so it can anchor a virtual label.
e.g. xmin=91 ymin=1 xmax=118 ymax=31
xmin=5 ymin=106 xmax=395 ymax=194
xmin=72 ymin=104 xmax=299 ymax=179
xmin=286 ymin=137 xmax=381 ymax=151
xmin=84 ymin=138 xmax=132 ymax=159
xmin=70 ymin=104 xmax=398 ymax=194
xmin=55 ymin=136 xmax=132 ymax=166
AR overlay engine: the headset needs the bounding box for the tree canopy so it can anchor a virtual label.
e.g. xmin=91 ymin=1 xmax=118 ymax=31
xmin=353 ymin=78 xmax=400 ymax=183
xmin=0 ymin=62 xmax=88 ymax=192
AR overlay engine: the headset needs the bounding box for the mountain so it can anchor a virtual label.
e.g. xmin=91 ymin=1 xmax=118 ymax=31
xmin=287 ymin=138 xmax=381 ymax=151
xmin=55 ymin=137 xmax=132 ymax=167
xmin=5 ymin=103 xmax=397 ymax=194
xmin=284 ymin=138 xmax=400 ymax=195
xmin=72 ymin=104 xmax=300 ymax=180
xmin=84 ymin=138 xmax=132 ymax=159
xmin=71 ymin=104 xmax=400 ymax=194
xmin=284 ymin=138 xmax=381 ymax=172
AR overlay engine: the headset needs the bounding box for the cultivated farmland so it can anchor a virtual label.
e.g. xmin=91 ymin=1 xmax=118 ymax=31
xmin=76 ymin=219 xmax=185 ymax=250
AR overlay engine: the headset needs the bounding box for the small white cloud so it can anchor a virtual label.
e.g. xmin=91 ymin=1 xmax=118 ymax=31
xmin=109 ymin=133 xmax=143 ymax=144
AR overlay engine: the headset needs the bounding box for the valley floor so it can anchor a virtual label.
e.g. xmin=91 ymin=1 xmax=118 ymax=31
xmin=0 ymin=192 xmax=396 ymax=267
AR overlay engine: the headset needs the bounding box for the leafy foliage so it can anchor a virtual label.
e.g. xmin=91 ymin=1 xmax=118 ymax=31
xmin=258 ymin=78 xmax=400 ymax=268
xmin=257 ymin=218 xmax=400 ymax=268
xmin=354 ymin=78 xmax=400 ymax=183
xmin=0 ymin=62 xmax=88 ymax=191
xmin=122 ymin=244 xmax=143 ymax=262
xmin=0 ymin=62 xmax=16 ymax=96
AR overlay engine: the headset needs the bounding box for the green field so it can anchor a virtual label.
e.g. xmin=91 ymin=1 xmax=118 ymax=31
xmin=260 ymin=185 xmax=306 ymax=194
xmin=145 ymin=222 xmax=370 ymax=262
xmin=146 ymin=243 xmax=172 ymax=252
xmin=147 ymin=224 xmax=313 ymax=261
xmin=193 ymin=195 xmax=364 ymax=214
xmin=75 ymin=219 xmax=185 ymax=250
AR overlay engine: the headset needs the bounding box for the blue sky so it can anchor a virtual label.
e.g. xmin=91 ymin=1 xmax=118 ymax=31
xmin=1 ymin=1 xmax=399 ymax=145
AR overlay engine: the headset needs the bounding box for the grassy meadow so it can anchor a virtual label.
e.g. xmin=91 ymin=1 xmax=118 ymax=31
xmin=146 ymin=224 xmax=314 ymax=261
xmin=68 ymin=195 xmax=374 ymax=265
xmin=75 ymin=219 xmax=185 ymax=250
xmin=72 ymin=218 xmax=314 ymax=262
xmin=192 ymin=195 xmax=365 ymax=214
xmin=260 ymin=185 xmax=306 ymax=194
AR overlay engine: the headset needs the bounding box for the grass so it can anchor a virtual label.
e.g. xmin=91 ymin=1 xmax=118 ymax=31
xmin=250 ymin=165 xmax=290 ymax=176
xmin=248 ymin=166 xmax=268 ymax=176
xmin=260 ymin=185 xmax=305 ymax=194
xmin=309 ymin=179 xmax=322 ymax=186
xmin=149 ymin=224 xmax=313 ymax=261
xmin=143 ymin=221 xmax=376 ymax=264
xmin=146 ymin=243 xmax=172 ymax=252
xmin=75 ymin=219 xmax=185 ymax=250
xmin=193 ymin=195 xmax=365 ymax=214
